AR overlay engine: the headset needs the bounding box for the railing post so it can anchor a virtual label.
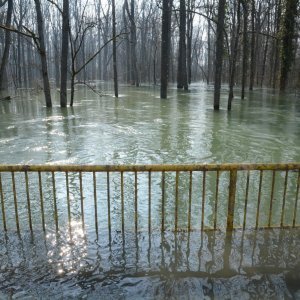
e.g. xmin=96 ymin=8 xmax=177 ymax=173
xmin=12 ymin=172 xmax=20 ymax=232
xmin=227 ymin=170 xmax=237 ymax=231
xmin=52 ymin=172 xmax=58 ymax=232
xmin=148 ymin=171 xmax=151 ymax=233
xmin=0 ymin=173 xmax=6 ymax=231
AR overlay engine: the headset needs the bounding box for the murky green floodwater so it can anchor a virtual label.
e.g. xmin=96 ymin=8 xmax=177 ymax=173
xmin=1 ymin=83 xmax=300 ymax=164
xmin=0 ymin=83 xmax=300 ymax=298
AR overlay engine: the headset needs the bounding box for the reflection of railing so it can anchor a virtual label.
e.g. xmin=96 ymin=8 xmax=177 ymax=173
xmin=2 ymin=228 xmax=299 ymax=298
xmin=0 ymin=164 xmax=299 ymax=233
xmin=1 ymin=229 xmax=299 ymax=297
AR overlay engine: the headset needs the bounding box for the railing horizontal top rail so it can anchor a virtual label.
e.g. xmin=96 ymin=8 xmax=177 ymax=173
xmin=0 ymin=163 xmax=299 ymax=172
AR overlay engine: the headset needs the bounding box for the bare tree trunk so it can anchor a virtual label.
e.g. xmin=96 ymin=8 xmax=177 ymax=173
xmin=0 ymin=0 xmax=13 ymax=91
xmin=186 ymin=0 xmax=194 ymax=85
xmin=130 ymin=0 xmax=139 ymax=86
xmin=160 ymin=0 xmax=173 ymax=99
xmin=112 ymin=0 xmax=118 ymax=97
xmin=125 ymin=0 xmax=139 ymax=86
xmin=34 ymin=0 xmax=52 ymax=107
xmin=21 ymin=38 xmax=28 ymax=88
xmin=241 ymin=0 xmax=248 ymax=99
xmin=96 ymin=2 xmax=102 ymax=82
xmin=272 ymin=0 xmax=282 ymax=89
xmin=279 ymin=0 xmax=298 ymax=91
xmin=260 ymin=1 xmax=270 ymax=87
xmin=122 ymin=4 xmax=130 ymax=83
xmin=249 ymin=0 xmax=255 ymax=91
xmin=60 ymin=0 xmax=69 ymax=107
xmin=139 ymin=3 xmax=148 ymax=83
xmin=207 ymin=19 xmax=211 ymax=85
xmin=177 ymin=0 xmax=188 ymax=90
xmin=17 ymin=28 xmax=22 ymax=86
xmin=213 ymin=0 xmax=226 ymax=110
xmin=228 ymin=0 xmax=241 ymax=110
xmin=70 ymin=74 xmax=75 ymax=106
xmin=153 ymin=43 xmax=157 ymax=85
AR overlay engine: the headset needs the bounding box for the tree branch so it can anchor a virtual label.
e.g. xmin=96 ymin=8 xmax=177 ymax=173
xmin=75 ymin=31 xmax=129 ymax=76
xmin=46 ymin=0 xmax=63 ymax=15
xmin=0 ymin=24 xmax=33 ymax=39
xmin=75 ymin=81 xmax=104 ymax=97
xmin=0 ymin=0 xmax=8 ymax=7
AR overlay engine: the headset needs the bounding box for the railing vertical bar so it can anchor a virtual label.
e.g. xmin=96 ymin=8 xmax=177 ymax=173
xmin=227 ymin=170 xmax=237 ymax=231
xmin=175 ymin=171 xmax=179 ymax=232
xmin=25 ymin=171 xmax=32 ymax=231
xmin=121 ymin=171 xmax=124 ymax=233
xmin=107 ymin=171 xmax=111 ymax=235
xmin=66 ymin=171 xmax=71 ymax=229
xmin=11 ymin=172 xmax=20 ymax=232
xmin=0 ymin=173 xmax=7 ymax=231
xmin=201 ymin=171 xmax=206 ymax=231
xmin=243 ymin=170 xmax=250 ymax=230
xmin=93 ymin=171 xmax=98 ymax=234
xmin=188 ymin=171 xmax=192 ymax=231
xmin=135 ymin=171 xmax=138 ymax=233
xmin=161 ymin=171 xmax=165 ymax=232
xmin=268 ymin=170 xmax=276 ymax=227
xmin=38 ymin=171 xmax=45 ymax=231
xmin=293 ymin=169 xmax=300 ymax=228
xmin=255 ymin=170 xmax=263 ymax=230
xmin=52 ymin=172 xmax=58 ymax=232
xmin=148 ymin=171 xmax=151 ymax=233
xmin=214 ymin=171 xmax=219 ymax=230
xmin=79 ymin=171 xmax=84 ymax=228
xmin=280 ymin=170 xmax=288 ymax=228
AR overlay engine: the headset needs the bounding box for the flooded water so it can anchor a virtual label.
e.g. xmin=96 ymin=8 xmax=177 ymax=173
xmin=1 ymin=228 xmax=300 ymax=299
xmin=0 ymin=83 xmax=300 ymax=298
xmin=0 ymin=83 xmax=300 ymax=165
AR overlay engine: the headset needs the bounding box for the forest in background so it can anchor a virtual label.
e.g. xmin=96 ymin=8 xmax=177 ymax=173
xmin=0 ymin=0 xmax=299 ymax=110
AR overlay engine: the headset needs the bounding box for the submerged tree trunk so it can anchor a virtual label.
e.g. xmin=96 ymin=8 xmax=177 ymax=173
xmin=228 ymin=0 xmax=241 ymax=110
xmin=112 ymin=0 xmax=118 ymax=97
xmin=177 ymin=0 xmax=188 ymax=90
xmin=124 ymin=0 xmax=139 ymax=86
xmin=70 ymin=74 xmax=75 ymax=106
xmin=213 ymin=0 xmax=226 ymax=110
xmin=272 ymin=0 xmax=282 ymax=89
xmin=279 ymin=0 xmax=298 ymax=91
xmin=0 ymin=0 xmax=13 ymax=91
xmin=241 ymin=0 xmax=248 ymax=99
xmin=130 ymin=0 xmax=139 ymax=87
xmin=123 ymin=3 xmax=131 ymax=83
xmin=60 ymin=0 xmax=69 ymax=107
xmin=249 ymin=0 xmax=255 ymax=91
xmin=160 ymin=0 xmax=173 ymax=99
xmin=34 ymin=0 xmax=52 ymax=107
xmin=260 ymin=1 xmax=270 ymax=87
xmin=207 ymin=19 xmax=211 ymax=85
xmin=186 ymin=0 xmax=194 ymax=85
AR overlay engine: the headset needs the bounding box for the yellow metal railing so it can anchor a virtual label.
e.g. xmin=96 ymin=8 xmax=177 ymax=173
xmin=0 ymin=163 xmax=299 ymax=233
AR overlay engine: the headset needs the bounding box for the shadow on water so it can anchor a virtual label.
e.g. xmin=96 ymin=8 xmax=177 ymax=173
xmin=0 ymin=228 xmax=300 ymax=299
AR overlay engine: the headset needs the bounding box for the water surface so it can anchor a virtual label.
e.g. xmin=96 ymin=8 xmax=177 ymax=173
xmin=1 ymin=83 xmax=299 ymax=164
xmin=0 ymin=83 xmax=300 ymax=298
xmin=1 ymin=228 xmax=300 ymax=299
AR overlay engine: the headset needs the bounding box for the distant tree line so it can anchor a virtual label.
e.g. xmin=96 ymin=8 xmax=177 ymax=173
xmin=0 ymin=0 xmax=299 ymax=110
